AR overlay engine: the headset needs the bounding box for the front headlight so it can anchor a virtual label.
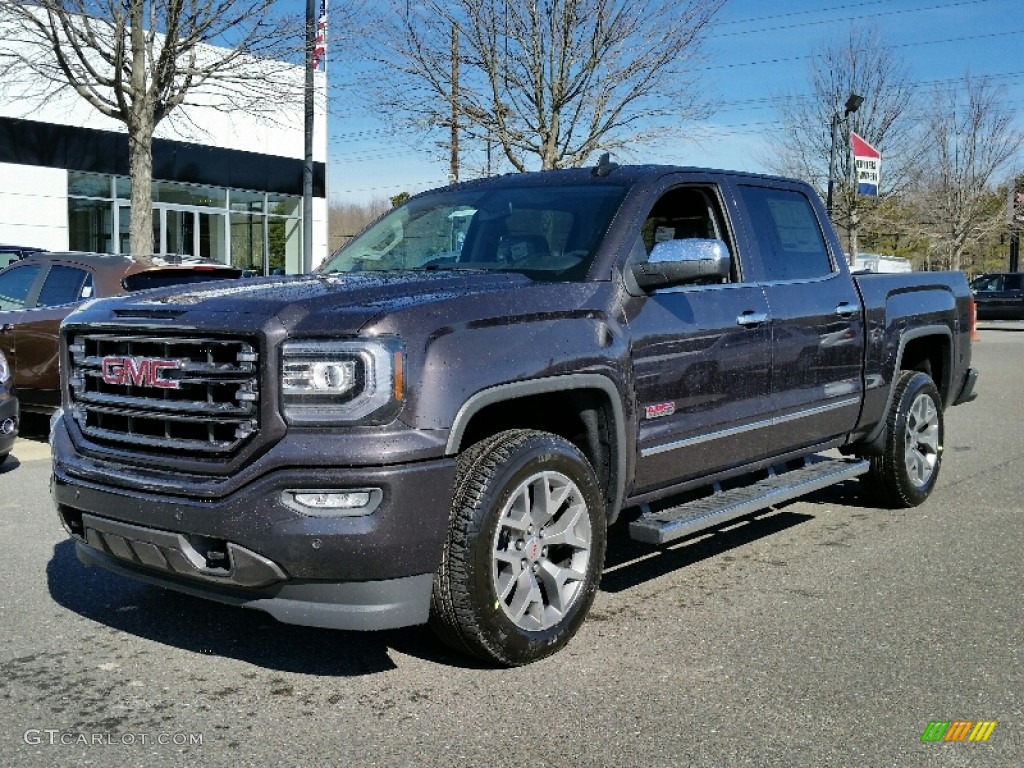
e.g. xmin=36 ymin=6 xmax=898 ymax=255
xmin=280 ymin=339 xmax=403 ymax=424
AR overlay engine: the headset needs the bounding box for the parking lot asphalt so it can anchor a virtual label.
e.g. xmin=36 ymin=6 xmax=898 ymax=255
xmin=1 ymin=326 xmax=1021 ymax=767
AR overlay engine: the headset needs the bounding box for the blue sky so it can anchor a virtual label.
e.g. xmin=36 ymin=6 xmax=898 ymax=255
xmin=323 ymin=0 xmax=1023 ymax=204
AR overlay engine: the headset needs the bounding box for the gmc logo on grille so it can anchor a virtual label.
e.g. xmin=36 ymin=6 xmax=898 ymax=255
xmin=101 ymin=356 xmax=181 ymax=389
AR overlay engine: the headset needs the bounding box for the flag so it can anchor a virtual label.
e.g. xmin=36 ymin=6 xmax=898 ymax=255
xmin=312 ymin=0 xmax=327 ymax=70
xmin=851 ymin=132 xmax=881 ymax=197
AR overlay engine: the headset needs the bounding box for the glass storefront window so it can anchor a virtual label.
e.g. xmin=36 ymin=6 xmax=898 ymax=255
xmin=68 ymin=199 xmax=113 ymax=253
xmin=231 ymin=213 xmax=266 ymax=273
xmin=117 ymin=205 xmax=131 ymax=255
xmin=230 ymin=190 xmax=265 ymax=213
xmin=198 ymin=212 xmax=226 ymax=262
xmin=68 ymin=172 xmax=112 ymax=199
xmin=153 ymin=181 xmax=227 ymax=207
xmin=115 ymin=177 xmax=132 ymax=201
xmin=267 ymin=194 xmax=300 ymax=217
xmin=269 ymin=216 xmax=300 ymax=274
xmin=68 ymin=176 xmax=304 ymax=270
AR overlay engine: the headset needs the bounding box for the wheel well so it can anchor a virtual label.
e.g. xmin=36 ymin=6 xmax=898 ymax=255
xmin=900 ymin=335 xmax=950 ymax=404
xmin=455 ymin=389 xmax=618 ymax=515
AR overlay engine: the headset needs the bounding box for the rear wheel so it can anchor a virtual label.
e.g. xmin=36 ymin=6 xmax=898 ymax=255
xmin=430 ymin=430 xmax=606 ymax=666
xmin=862 ymin=370 xmax=944 ymax=507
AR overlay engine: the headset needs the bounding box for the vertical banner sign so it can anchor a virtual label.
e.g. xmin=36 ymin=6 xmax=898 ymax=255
xmin=851 ymin=132 xmax=881 ymax=197
xmin=1009 ymin=175 xmax=1024 ymax=225
xmin=313 ymin=0 xmax=328 ymax=70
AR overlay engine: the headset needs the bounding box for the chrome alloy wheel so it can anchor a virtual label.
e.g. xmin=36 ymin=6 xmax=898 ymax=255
xmin=904 ymin=391 xmax=941 ymax=488
xmin=491 ymin=470 xmax=592 ymax=631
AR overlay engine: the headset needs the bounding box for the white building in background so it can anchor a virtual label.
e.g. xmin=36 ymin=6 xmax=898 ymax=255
xmin=0 ymin=26 xmax=328 ymax=274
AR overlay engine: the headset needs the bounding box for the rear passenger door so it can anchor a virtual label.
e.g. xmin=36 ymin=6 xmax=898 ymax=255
xmin=733 ymin=182 xmax=864 ymax=455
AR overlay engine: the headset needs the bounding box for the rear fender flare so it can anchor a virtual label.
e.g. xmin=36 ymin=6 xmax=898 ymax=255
xmin=861 ymin=325 xmax=952 ymax=450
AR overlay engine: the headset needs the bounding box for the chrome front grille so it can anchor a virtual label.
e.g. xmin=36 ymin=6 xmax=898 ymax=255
xmin=67 ymin=333 xmax=260 ymax=456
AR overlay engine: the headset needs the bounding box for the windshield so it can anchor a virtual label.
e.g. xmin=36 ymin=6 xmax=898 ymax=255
xmin=319 ymin=184 xmax=628 ymax=281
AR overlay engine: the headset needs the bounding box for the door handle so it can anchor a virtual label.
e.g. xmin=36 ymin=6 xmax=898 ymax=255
xmin=736 ymin=311 xmax=769 ymax=327
xmin=834 ymin=302 xmax=859 ymax=318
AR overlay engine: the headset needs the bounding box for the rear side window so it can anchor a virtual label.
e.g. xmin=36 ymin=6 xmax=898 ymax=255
xmin=739 ymin=186 xmax=834 ymax=281
xmin=1005 ymin=274 xmax=1023 ymax=290
xmin=37 ymin=265 xmax=93 ymax=307
xmin=0 ymin=264 xmax=42 ymax=310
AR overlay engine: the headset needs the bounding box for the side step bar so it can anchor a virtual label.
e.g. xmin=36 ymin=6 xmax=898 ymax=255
xmin=629 ymin=456 xmax=870 ymax=545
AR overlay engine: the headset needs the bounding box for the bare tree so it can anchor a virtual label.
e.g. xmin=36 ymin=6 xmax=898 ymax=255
xmin=769 ymin=24 xmax=917 ymax=261
xmin=0 ymin=1 xmax=301 ymax=254
xmin=328 ymin=197 xmax=391 ymax=251
xmin=909 ymin=75 xmax=1023 ymax=272
xmin=358 ymin=0 xmax=724 ymax=175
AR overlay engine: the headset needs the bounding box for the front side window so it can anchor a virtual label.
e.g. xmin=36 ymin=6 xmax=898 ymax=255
xmin=738 ymin=186 xmax=834 ymax=281
xmin=971 ymin=275 xmax=1002 ymax=292
xmin=0 ymin=264 xmax=42 ymax=310
xmin=634 ymin=185 xmax=735 ymax=284
xmin=319 ymin=184 xmax=628 ymax=282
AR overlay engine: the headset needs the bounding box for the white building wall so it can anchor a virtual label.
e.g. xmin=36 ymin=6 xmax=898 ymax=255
xmin=0 ymin=72 xmax=327 ymax=167
xmin=0 ymin=17 xmax=328 ymax=264
xmin=0 ymin=13 xmax=327 ymax=165
xmin=0 ymin=163 xmax=68 ymax=250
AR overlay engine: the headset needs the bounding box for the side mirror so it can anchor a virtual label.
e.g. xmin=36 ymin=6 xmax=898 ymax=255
xmin=630 ymin=238 xmax=731 ymax=291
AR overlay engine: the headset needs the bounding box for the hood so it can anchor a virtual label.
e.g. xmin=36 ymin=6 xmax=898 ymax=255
xmin=82 ymin=270 xmax=534 ymax=335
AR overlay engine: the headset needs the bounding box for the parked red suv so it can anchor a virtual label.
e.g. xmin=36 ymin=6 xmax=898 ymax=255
xmin=0 ymin=252 xmax=242 ymax=412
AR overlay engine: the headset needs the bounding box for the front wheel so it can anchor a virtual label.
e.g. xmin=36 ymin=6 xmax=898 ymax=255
xmin=862 ymin=370 xmax=944 ymax=507
xmin=430 ymin=430 xmax=607 ymax=666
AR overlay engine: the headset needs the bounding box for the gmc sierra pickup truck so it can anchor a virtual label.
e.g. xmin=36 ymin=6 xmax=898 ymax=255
xmin=51 ymin=162 xmax=978 ymax=666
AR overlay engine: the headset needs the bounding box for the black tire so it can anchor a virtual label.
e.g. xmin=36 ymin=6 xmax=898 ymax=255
xmin=861 ymin=370 xmax=944 ymax=508
xmin=429 ymin=429 xmax=607 ymax=666
xmin=0 ymin=452 xmax=7 ymax=466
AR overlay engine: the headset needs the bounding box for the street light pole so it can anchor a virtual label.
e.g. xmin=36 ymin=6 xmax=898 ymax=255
xmin=827 ymin=111 xmax=840 ymax=216
xmin=826 ymin=93 xmax=864 ymax=217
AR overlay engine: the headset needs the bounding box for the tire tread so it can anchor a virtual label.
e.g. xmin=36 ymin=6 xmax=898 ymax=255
xmin=430 ymin=429 xmax=604 ymax=666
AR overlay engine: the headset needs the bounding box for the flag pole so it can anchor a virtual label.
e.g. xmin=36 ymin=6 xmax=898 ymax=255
xmin=302 ymin=0 xmax=315 ymax=274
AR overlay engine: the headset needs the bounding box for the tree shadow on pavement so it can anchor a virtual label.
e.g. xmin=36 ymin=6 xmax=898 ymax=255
xmin=46 ymin=540 xmax=491 ymax=675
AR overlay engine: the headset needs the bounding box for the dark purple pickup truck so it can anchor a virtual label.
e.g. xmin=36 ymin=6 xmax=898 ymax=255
xmin=51 ymin=163 xmax=978 ymax=665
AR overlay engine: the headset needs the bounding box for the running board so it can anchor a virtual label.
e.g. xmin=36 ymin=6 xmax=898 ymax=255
xmin=629 ymin=457 xmax=870 ymax=545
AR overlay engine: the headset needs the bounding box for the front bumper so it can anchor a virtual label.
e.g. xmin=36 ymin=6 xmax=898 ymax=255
xmin=75 ymin=538 xmax=434 ymax=631
xmin=51 ymin=417 xmax=457 ymax=631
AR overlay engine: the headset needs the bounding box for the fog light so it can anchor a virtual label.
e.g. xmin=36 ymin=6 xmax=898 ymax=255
xmin=284 ymin=488 xmax=381 ymax=517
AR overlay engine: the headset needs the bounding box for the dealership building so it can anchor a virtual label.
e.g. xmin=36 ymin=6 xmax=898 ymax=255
xmin=0 ymin=33 xmax=327 ymax=274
